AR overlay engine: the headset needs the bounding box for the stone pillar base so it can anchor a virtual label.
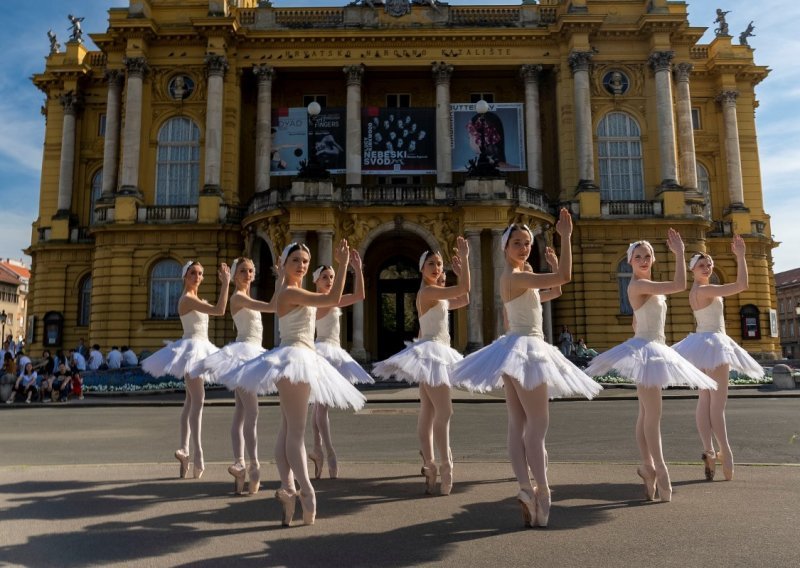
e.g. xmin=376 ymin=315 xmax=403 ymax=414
xmin=199 ymin=194 xmax=222 ymax=223
xmin=576 ymin=179 xmax=598 ymax=192
xmin=201 ymin=184 xmax=223 ymax=196
xmin=577 ymin=190 xmax=601 ymax=217
xmin=118 ymin=185 xmax=143 ymax=199
xmin=114 ymin=195 xmax=142 ymax=224
xmin=659 ymin=188 xmax=686 ymax=216
xmin=50 ymin=217 xmax=71 ymax=241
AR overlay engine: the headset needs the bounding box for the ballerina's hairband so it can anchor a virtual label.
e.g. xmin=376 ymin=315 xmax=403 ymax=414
xmin=181 ymin=260 xmax=195 ymax=279
xmin=500 ymin=223 xmax=533 ymax=251
xmin=312 ymin=265 xmax=332 ymax=283
xmin=230 ymin=258 xmax=255 ymax=280
xmin=419 ymin=250 xmax=441 ymax=271
xmin=626 ymin=240 xmax=654 ymax=263
xmin=688 ymin=253 xmax=709 ymax=270
xmin=279 ymin=242 xmax=310 ymax=266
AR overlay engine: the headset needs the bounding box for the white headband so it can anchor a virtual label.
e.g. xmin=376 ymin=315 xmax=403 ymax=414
xmin=312 ymin=265 xmax=332 ymax=283
xmin=626 ymin=240 xmax=654 ymax=263
xmin=688 ymin=253 xmax=707 ymax=270
xmin=231 ymin=259 xmax=255 ymax=280
xmin=181 ymin=260 xmax=195 ymax=279
xmin=280 ymin=242 xmax=309 ymax=266
xmin=418 ymin=250 xmax=440 ymax=271
xmin=501 ymin=224 xmax=533 ymax=251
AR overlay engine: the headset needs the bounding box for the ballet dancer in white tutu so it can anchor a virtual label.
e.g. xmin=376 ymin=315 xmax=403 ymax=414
xmin=584 ymin=230 xmax=717 ymax=502
xmin=190 ymin=257 xmax=283 ymax=494
xmin=672 ymin=235 xmax=760 ymax=481
xmin=308 ymin=251 xmax=373 ymax=480
xmin=451 ymin=210 xmax=601 ymax=528
xmin=372 ymin=236 xmax=471 ymax=496
xmin=232 ymin=240 xmax=366 ymax=526
xmin=142 ymin=260 xmax=230 ymax=479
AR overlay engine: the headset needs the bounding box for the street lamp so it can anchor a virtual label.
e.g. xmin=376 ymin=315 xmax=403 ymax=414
xmin=0 ymin=310 xmax=6 ymax=345
xmin=296 ymin=101 xmax=330 ymax=180
xmin=466 ymin=99 xmax=502 ymax=178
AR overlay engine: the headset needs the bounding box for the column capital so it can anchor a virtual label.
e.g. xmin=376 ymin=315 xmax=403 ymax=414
xmin=253 ymin=64 xmax=275 ymax=83
xmin=716 ymin=90 xmax=739 ymax=105
xmin=104 ymin=69 xmax=124 ymax=87
xmin=59 ymin=90 xmax=83 ymax=114
xmin=464 ymin=228 xmax=482 ymax=238
xmin=519 ymin=64 xmax=543 ymax=83
xmin=673 ymin=62 xmax=693 ymax=82
xmin=205 ymin=54 xmax=229 ymax=77
xmin=343 ymin=64 xmax=365 ymax=86
xmin=431 ymin=61 xmax=454 ymax=84
xmin=567 ymin=50 xmax=593 ymax=74
xmin=648 ymin=50 xmax=675 ymax=73
xmin=123 ymin=56 xmax=149 ymax=78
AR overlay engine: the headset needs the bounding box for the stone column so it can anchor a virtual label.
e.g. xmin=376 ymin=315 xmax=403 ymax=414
xmin=203 ymin=54 xmax=228 ymax=195
xmin=119 ymin=56 xmax=148 ymax=195
xmin=674 ymin=63 xmax=698 ymax=191
xmin=100 ymin=70 xmax=123 ymax=200
xmin=568 ymin=51 xmax=596 ymax=189
xmin=717 ymin=90 xmax=745 ymax=207
xmin=465 ymin=229 xmax=483 ymax=351
xmin=56 ymin=91 xmax=81 ymax=214
xmin=344 ymin=65 xmax=365 ymax=185
xmin=317 ymin=229 xmax=334 ymax=267
xmin=649 ymin=51 xmax=680 ymax=188
xmin=253 ymin=65 xmax=274 ymax=193
xmin=520 ymin=64 xmax=543 ymax=189
xmin=491 ymin=228 xmax=506 ymax=339
xmin=352 ymin=301 xmax=366 ymax=361
xmin=432 ymin=62 xmax=454 ymax=184
xmin=291 ymin=230 xmax=307 ymax=245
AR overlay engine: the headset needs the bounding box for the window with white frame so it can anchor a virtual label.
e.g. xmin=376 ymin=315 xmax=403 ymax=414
xmin=617 ymin=259 xmax=633 ymax=315
xmin=78 ymin=275 xmax=92 ymax=327
xmin=155 ymin=117 xmax=200 ymax=206
xmin=697 ymin=162 xmax=712 ymax=219
xmin=149 ymin=260 xmax=182 ymax=319
xmin=597 ymin=112 xmax=644 ymax=201
xmin=90 ymin=169 xmax=102 ymax=224
xmin=691 ymin=108 xmax=701 ymax=130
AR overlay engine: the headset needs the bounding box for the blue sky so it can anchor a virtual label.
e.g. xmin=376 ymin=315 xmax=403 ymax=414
xmin=1 ymin=0 xmax=797 ymax=273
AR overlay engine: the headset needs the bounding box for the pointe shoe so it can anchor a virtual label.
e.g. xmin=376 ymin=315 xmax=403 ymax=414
xmin=534 ymin=486 xmax=551 ymax=528
xmin=701 ymin=450 xmax=717 ymax=481
xmin=422 ymin=464 xmax=438 ymax=495
xmin=275 ymin=488 xmax=297 ymax=527
xmin=517 ymin=489 xmax=535 ymax=528
xmin=328 ymin=455 xmax=339 ymax=479
xmin=440 ymin=450 xmax=453 ymax=496
xmin=308 ymin=448 xmax=323 ymax=480
xmin=299 ymin=491 xmax=316 ymax=525
xmin=174 ymin=450 xmax=190 ymax=479
xmin=228 ymin=462 xmax=246 ymax=494
xmin=636 ymin=466 xmax=657 ymax=501
xmin=655 ymin=468 xmax=672 ymax=502
xmin=193 ymin=466 xmax=204 ymax=480
xmin=719 ymin=450 xmax=734 ymax=481
xmin=419 ymin=450 xmax=426 ymax=476
xmin=248 ymin=464 xmax=261 ymax=494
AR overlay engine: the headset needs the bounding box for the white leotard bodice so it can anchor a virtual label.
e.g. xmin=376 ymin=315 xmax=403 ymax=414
xmin=633 ymin=295 xmax=667 ymax=343
xmin=279 ymin=305 xmax=316 ymax=350
xmin=316 ymin=307 xmax=341 ymax=346
xmin=694 ymin=296 xmax=726 ymax=334
xmin=233 ymin=308 xmax=263 ymax=345
xmin=504 ymin=288 xmax=544 ymax=338
xmin=419 ymin=300 xmax=450 ymax=344
xmin=180 ymin=311 xmax=209 ymax=340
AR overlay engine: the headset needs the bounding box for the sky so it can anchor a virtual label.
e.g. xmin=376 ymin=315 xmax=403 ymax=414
xmin=1 ymin=0 xmax=797 ymax=273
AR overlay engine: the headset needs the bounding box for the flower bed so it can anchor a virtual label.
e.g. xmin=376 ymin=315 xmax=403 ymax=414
xmin=592 ymin=369 xmax=772 ymax=386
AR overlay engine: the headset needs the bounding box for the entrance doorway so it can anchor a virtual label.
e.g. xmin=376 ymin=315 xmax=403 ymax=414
xmin=376 ymin=256 xmax=420 ymax=359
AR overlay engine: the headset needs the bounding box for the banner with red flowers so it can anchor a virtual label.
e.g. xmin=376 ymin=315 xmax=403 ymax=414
xmin=450 ymin=103 xmax=526 ymax=172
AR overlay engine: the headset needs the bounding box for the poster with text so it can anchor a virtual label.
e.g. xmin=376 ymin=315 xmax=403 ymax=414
xmin=450 ymin=102 xmax=526 ymax=172
xmin=362 ymin=107 xmax=436 ymax=174
xmin=270 ymin=107 xmax=346 ymax=176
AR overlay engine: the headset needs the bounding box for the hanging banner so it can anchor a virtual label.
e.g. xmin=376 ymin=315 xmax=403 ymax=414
xmin=362 ymin=107 xmax=437 ymax=174
xmin=270 ymin=107 xmax=347 ymax=176
xmin=450 ymin=102 xmax=526 ymax=172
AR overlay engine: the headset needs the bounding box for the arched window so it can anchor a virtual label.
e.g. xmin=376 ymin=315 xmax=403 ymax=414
xmin=155 ymin=117 xmax=200 ymax=205
xmin=149 ymin=260 xmax=182 ymax=319
xmin=598 ymin=112 xmax=644 ymax=201
xmin=697 ymin=163 xmax=712 ymax=219
xmin=78 ymin=275 xmax=92 ymax=327
xmin=617 ymin=259 xmax=633 ymax=315
xmin=90 ymin=169 xmax=102 ymax=224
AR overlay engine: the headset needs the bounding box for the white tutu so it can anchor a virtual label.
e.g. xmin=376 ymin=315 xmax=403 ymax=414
xmin=584 ymin=338 xmax=718 ymax=389
xmin=142 ymin=338 xmax=219 ymax=383
xmin=315 ymin=341 xmax=375 ymax=385
xmin=372 ymin=339 xmax=463 ymax=387
xmin=451 ymin=334 xmax=602 ymax=399
xmin=232 ymin=345 xmax=366 ymax=410
xmin=672 ymin=332 xmax=764 ymax=378
xmin=187 ymin=341 xmax=266 ymax=390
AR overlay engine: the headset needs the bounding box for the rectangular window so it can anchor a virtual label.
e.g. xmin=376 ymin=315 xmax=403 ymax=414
xmin=470 ymin=93 xmax=495 ymax=103
xmin=691 ymin=108 xmax=701 ymax=130
xmin=386 ymin=94 xmax=411 ymax=108
xmin=98 ymin=114 xmax=106 ymax=137
xmin=302 ymin=95 xmax=327 ymax=108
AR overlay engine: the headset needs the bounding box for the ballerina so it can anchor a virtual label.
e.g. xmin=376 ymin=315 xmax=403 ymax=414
xmin=309 ymin=251 xmax=374 ymax=480
xmin=584 ymin=230 xmax=717 ymax=502
xmin=672 ymin=235 xmax=760 ymax=481
xmin=189 ymin=257 xmax=283 ymax=494
xmin=372 ymin=237 xmax=471 ymax=496
xmin=233 ymin=240 xmax=366 ymax=526
xmin=142 ymin=260 xmax=230 ymax=479
xmin=451 ymin=210 xmax=601 ymax=528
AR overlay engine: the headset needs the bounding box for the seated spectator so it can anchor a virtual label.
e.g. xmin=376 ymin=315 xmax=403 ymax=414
xmin=36 ymin=350 xmax=55 ymax=376
xmin=69 ymin=349 xmax=87 ymax=372
xmin=2 ymin=351 xmax=17 ymax=378
xmin=121 ymin=346 xmax=138 ymax=367
xmin=8 ymin=362 xmax=38 ymax=404
xmin=87 ymin=344 xmax=104 ymax=371
xmin=17 ymin=350 xmax=32 ymax=375
xmin=51 ymin=362 xmax=72 ymax=402
xmin=71 ymin=369 xmax=84 ymax=401
xmin=575 ymin=338 xmax=599 ymax=359
xmin=38 ymin=372 xmax=54 ymax=403
xmin=106 ymin=346 xmax=122 ymax=369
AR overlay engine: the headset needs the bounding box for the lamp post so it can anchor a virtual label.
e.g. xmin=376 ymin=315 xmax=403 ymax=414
xmin=297 ymin=101 xmax=330 ymax=179
xmin=0 ymin=310 xmax=6 ymax=346
xmin=466 ymin=99 xmax=502 ymax=177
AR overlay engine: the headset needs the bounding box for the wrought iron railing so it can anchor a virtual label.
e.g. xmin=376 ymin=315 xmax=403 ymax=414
xmin=601 ymin=200 xmax=662 ymax=217
xmin=137 ymin=206 xmax=197 ymax=223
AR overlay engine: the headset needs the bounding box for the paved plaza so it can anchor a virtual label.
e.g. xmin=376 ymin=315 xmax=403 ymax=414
xmin=1 ymin=388 xmax=798 ymax=567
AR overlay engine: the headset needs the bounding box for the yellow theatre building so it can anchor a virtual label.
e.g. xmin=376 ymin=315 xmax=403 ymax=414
xmin=27 ymin=0 xmax=780 ymax=362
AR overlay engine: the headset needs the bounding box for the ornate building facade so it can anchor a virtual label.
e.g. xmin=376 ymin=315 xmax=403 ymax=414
xmin=27 ymin=0 xmax=779 ymax=361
